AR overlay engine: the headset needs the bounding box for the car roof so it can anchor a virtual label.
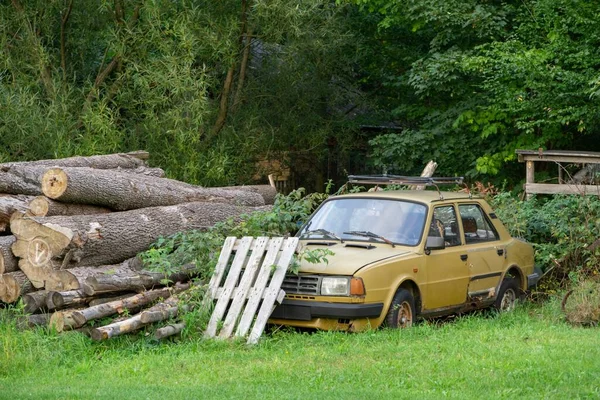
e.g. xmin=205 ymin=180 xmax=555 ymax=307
xmin=330 ymin=190 xmax=480 ymax=204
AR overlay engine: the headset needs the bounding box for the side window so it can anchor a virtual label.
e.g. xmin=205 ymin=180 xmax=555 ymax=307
xmin=430 ymin=206 xmax=461 ymax=247
xmin=458 ymin=204 xmax=499 ymax=244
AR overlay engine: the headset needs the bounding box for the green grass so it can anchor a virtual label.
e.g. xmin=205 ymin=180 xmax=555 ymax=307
xmin=1 ymin=301 xmax=599 ymax=399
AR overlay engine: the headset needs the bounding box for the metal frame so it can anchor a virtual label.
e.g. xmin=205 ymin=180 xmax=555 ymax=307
xmin=347 ymin=175 xmax=467 ymax=200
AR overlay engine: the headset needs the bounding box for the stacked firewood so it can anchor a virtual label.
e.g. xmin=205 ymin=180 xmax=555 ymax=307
xmin=0 ymin=151 xmax=276 ymax=340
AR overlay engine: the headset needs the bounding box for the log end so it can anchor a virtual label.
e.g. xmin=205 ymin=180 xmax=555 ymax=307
xmin=90 ymin=327 xmax=108 ymax=341
xmin=29 ymin=196 xmax=50 ymax=217
xmin=0 ymin=274 xmax=20 ymax=303
xmin=41 ymin=168 xmax=68 ymax=199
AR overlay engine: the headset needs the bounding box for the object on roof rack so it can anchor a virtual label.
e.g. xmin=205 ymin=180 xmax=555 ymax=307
xmin=347 ymin=175 xmax=464 ymax=186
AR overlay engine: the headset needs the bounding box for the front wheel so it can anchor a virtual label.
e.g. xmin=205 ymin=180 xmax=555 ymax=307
xmin=385 ymin=288 xmax=416 ymax=328
xmin=494 ymin=278 xmax=519 ymax=312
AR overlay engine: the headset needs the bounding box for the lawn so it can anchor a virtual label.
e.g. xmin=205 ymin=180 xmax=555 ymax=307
xmin=0 ymin=301 xmax=598 ymax=400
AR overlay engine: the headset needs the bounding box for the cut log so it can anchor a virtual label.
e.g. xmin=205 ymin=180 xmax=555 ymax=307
xmin=0 ymin=194 xmax=35 ymax=232
xmin=87 ymin=293 xmax=138 ymax=307
xmin=91 ymin=296 xmax=182 ymax=341
xmin=22 ymin=290 xmax=49 ymax=313
xmin=221 ymin=185 xmax=277 ymax=205
xmin=139 ymin=304 xmax=185 ymax=324
xmin=46 ymin=289 xmax=87 ymax=310
xmin=28 ymin=196 xmax=111 ymax=218
xmin=155 ymin=323 xmax=185 ymax=340
xmin=49 ymin=309 xmax=82 ymax=332
xmin=16 ymin=313 xmax=51 ymax=330
xmin=0 ymin=271 xmax=33 ymax=303
xmin=0 ymin=165 xmax=50 ymax=196
xmin=42 ymin=258 xmax=143 ymax=292
xmin=10 ymin=202 xmax=258 ymax=289
xmin=0 ymin=236 xmax=18 ymax=274
xmin=68 ymin=284 xmax=189 ymax=331
xmin=82 ymin=264 xmax=196 ymax=296
xmin=41 ymin=167 xmax=264 ymax=210
xmin=0 ymin=150 xmax=149 ymax=170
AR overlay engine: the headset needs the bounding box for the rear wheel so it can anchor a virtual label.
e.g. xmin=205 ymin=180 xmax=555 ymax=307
xmin=385 ymin=288 xmax=415 ymax=328
xmin=494 ymin=278 xmax=519 ymax=312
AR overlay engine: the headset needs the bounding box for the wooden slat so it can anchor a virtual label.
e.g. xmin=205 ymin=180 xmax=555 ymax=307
xmin=247 ymin=237 xmax=298 ymax=345
xmin=204 ymin=237 xmax=254 ymax=337
xmin=525 ymin=183 xmax=600 ymax=196
xmin=235 ymin=237 xmax=284 ymax=338
xmin=218 ymin=236 xmax=270 ymax=338
xmin=204 ymin=237 xmax=237 ymax=303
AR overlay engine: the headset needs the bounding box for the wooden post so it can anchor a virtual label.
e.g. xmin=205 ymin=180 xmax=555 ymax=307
xmin=525 ymin=160 xmax=535 ymax=200
xmin=558 ymin=163 xmax=564 ymax=184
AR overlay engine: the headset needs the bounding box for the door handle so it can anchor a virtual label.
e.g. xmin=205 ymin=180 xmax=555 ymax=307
xmin=497 ymin=249 xmax=504 ymax=256
xmin=460 ymin=254 xmax=468 ymax=261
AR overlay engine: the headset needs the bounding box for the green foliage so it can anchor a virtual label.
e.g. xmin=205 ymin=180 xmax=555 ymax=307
xmin=349 ymin=0 xmax=600 ymax=184
xmin=492 ymin=193 xmax=600 ymax=289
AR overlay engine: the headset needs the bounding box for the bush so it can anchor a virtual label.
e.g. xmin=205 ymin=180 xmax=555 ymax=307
xmin=492 ymin=193 xmax=600 ymax=290
xmin=561 ymin=279 xmax=600 ymax=326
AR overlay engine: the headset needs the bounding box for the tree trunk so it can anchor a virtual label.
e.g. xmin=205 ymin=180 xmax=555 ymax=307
xmin=10 ymin=202 xmax=253 ymax=289
xmin=155 ymin=322 xmax=185 ymax=340
xmin=65 ymin=283 xmax=189 ymax=331
xmin=220 ymin=185 xmax=277 ymax=205
xmin=0 ymin=165 xmax=49 ymax=196
xmin=0 ymin=236 xmax=18 ymax=274
xmin=82 ymin=264 xmax=196 ymax=296
xmin=87 ymin=293 xmax=137 ymax=307
xmin=46 ymin=289 xmax=88 ymax=310
xmin=28 ymin=196 xmax=111 ymax=218
xmin=41 ymin=167 xmax=264 ymax=210
xmin=0 ymin=194 xmax=35 ymax=232
xmin=0 ymin=271 xmax=32 ymax=303
xmin=0 ymin=150 xmax=149 ymax=170
xmin=409 ymin=160 xmax=438 ymax=190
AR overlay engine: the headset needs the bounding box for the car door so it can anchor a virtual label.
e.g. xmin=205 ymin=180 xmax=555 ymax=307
xmin=458 ymin=203 xmax=505 ymax=300
xmin=423 ymin=205 xmax=469 ymax=310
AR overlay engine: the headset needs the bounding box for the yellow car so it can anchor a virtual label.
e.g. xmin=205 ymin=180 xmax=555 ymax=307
xmin=270 ymin=176 xmax=539 ymax=331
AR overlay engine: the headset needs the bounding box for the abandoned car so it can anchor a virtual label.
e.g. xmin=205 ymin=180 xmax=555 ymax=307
xmin=270 ymin=176 xmax=540 ymax=331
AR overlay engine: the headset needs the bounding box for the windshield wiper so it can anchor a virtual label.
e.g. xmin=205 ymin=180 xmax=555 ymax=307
xmin=301 ymin=229 xmax=344 ymax=243
xmin=342 ymin=231 xmax=395 ymax=247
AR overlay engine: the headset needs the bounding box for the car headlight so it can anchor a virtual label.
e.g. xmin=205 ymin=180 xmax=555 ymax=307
xmin=321 ymin=277 xmax=350 ymax=296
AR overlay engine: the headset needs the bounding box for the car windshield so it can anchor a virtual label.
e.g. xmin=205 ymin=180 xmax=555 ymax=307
xmin=299 ymin=198 xmax=427 ymax=246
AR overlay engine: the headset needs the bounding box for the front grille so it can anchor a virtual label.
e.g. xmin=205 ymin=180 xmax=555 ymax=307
xmin=281 ymin=274 xmax=321 ymax=295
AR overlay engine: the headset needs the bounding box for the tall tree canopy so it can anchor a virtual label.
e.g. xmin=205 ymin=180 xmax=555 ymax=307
xmin=351 ymin=0 xmax=600 ymax=180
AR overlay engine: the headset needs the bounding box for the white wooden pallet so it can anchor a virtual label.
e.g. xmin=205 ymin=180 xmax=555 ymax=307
xmin=204 ymin=236 xmax=298 ymax=345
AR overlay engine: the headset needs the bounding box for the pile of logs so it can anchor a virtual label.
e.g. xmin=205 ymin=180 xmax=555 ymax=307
xmin=0 ymin=151 xmax=277 ymax=340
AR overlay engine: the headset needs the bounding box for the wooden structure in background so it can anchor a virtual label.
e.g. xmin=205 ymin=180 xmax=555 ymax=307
xmin=517 ymin=149 xmax=600 ymax=199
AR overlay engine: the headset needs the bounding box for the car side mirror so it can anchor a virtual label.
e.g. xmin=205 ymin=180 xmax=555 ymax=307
xmin=425 ymin=236 xmax=445 ymax=253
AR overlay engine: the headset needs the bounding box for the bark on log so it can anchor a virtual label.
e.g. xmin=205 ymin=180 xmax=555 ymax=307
xmin=0 ymin=165 xmax=49 ymax=195
xmin=0 ymin=271 xmax=33 ymax=303
xmin=28 ymin=196 xmax=111 ymax=218
xmin=22 ymin=290 xmax=49 ymax=313
xmin=155 ymin=323 xmax=185 ymax=340
xmin=221 ymin=185 xmax=277 ymax=205
xmin=46 ymin=289 xmax=87 ymax=310
xmin=43 ymin=259 xmax=143 ymax=292
xmin=90 ymin=296 xmax=182 ymax=341
xmin=16 ymin=313 xmax=51 ymax=330
xmin=41 ymin=167 xmax=264 ymax=210
xmin=68 ymin=284 xmax=189 ymax=331
xmin=0 ymin=150 xmax=149 ymax=170
xmin=0 ymin=236 xmax=18 ymax=274
xmin=87 ymin=293 xmax=138 ymax=307
xmin=82 ymin=263 xmax=196 ymax=296
xmin=0 ymin=194 xmax=35 ymax=232
xmin=49 ymin=309 xmax=82 ymax=332
xmin=10 ymin=203 xmax=257 ymax=289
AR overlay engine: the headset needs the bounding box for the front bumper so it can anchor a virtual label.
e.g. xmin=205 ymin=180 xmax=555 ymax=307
xmin=270 ymin=299 xmax=384 ymax=321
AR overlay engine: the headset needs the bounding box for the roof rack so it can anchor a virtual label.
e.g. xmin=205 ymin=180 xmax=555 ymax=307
xmin=346 ymin=175 xmax=468 ymax=199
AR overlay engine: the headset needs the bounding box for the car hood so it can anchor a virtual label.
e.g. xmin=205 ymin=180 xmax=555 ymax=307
xmin=297 ymin=241 xmax=414 ymax=275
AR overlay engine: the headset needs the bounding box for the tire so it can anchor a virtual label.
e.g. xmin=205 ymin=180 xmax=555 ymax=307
xmin=385 ymin=288 xmax=416 ymax=328
xmin=494 ymin=278 xmax=519 ymax=312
